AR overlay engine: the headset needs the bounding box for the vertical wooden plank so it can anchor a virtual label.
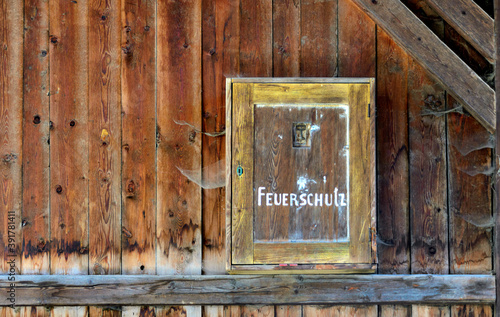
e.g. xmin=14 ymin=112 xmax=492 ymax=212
xmin=122 ymin=307 xmax=155 ymax=317
xmin=448 ymin=97 xmax=492 ymax=274
xmin=239 ymin=0 xmax=272 ymax=77
xmin=89 ymin=307 xmax=121 ymax=317
xmin=303 ymin=306 xmax=377 ymax=317
xmin=156 ymin=0 xmax=201 ymax=316
xmin=227 ymin=306 xmax=274 ymax=317
xmin=412 ymin=306 xmax=450 ymax=317
xmin=338 ymin=0 xmax=376 ymax=78
xmin=409 ymin=59 xmax=448 ymax=274
xmin=203 ymin=306 xmax=223 ymax=317
xmin=380 ymin=306 xmax=410 ymax=317
xmin=494 ymin=4 xmax=500 ymax=317
xmin=231 ymin=84 xmax=254 ymax=264
xmin=22 ymin=0 xmax=50 ymax=274
xmin=19 ymin=306 xmax=51 ymax=317
xmin=121 ymin=0 xmax=156 ymax=275
xmin=49 ymin=0 xmax=89 ymax=275
xmin=157 ymin=0 xmax=202 ymax=277
xmin=376 ymin=28 xmax=410 ymax=317
xmin=156 ymin=306 xmax=201 ymax=317
xmin=51 ymin=307 xmax=88 ymax=317
xmin=451 ymin=305 xmax=492 ymax=317
xmin=89 ymin=0 xmax=122 ymax=275
xmin=0 ymin=0 xmax=23 ymax=275
xmin=273 ymin=0 xmax=300 ymax=77
xmin=201 ymin=0 xmax=239 ymax=276
xmin=300 ymin=0 xmax=337 ymax=77
xmin=376 ymin=29 xmax=410 ymax=274
xmin=276 ymin=306 xmax=301 ymax=317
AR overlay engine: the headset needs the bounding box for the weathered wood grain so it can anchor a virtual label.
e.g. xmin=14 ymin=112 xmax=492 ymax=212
xmin=408 ymin=59 xmax=448 ymax=274
xmin=495 ymin=0 xmax=500 ymax=314
xmin=227 ymin=306 xmax=274 ymax=317
xmin=157 ymin=0 xmax=201 ymax=277
xmin=49 ymin=0 xmax=89 ymax=275
xmin=450 ymin=305 xmax=492 ymax=317
xmin=122 ymin=306 xmax=155 ymax=317
xmin=155 ymin=306 xmax=200 ymax=317
xmin=88 ymin=307 xmax=121 ymax=317
xmin=348 ymin=84 xmax=374 ymax=264
xmin=253 ymin=243 xmax=349 ymax=264
xmin=231 ymin=83 xmax=254 ymax=264
xmin=338 ymin=0 xmax=376 ymax=78
xmin=0 ymin=274 xmax=494 ymax=306
xmin=201 ymin=0 xmax=239 ymax=275
xmin=203 ymin=306 xmax=223 ymax=317
xmin=300 ymin=0 xmax=337 ymax=76
xmin=21 ymin=0 xmax=50 ymax=275
xmin=19 ymin=306 xmax=51 ymax=317
xmin=303 ymin=305 xmax=377 ymax=317
xmin=380 ymin=305 xmax=410 ymax=317
xmin=89 ymin=0 xmax=121 ymax=276
xmin=443 ymin=25 xmax=493 ymax=88
xmin=276 ymin=306 xmax=301 ymax=317
xmin=225 ymin=79 xmax=233 ymax=272
xmin=121 ymin=0 xmax=156 ymax=275
xmin=411 ymin=305 xmax=449 ymax=317
xmin=448 ymin=97 xmax=492 ymax=274
xmin=239 ymin=0 xmax=272 ymax=77
xmin=423 ymin=0 xmax=494 ymax=63
xmin=376 ymin=29 xmax=410 ymax=274
xmin=51 ymin=307 xmax=88 ymax=317
xmin=0 ymin=0 xmax=23 ymax=275
xmin=351 ymin=0 xmax=495 ymax=132
xmin=273 ymin=0 xmax=300 ymax=77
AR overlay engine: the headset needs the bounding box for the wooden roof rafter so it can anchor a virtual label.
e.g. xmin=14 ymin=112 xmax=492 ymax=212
xmin=351 ymin=0 xmax=496 ymax=133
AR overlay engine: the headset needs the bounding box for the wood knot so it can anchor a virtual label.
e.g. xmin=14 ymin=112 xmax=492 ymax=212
xmin=144 ymin=25 xmax=150 ymax=32
xmin=69 ymin=120 xmax=76 ymax=127
xmin=33 ymin=115 xmax=41 ymax=124
xmin=428 ymin=246 xmax=437 ymax=256
xmin=189 ymin=131 xmax=196 ymax=143
xmin=55 ymin=185 xmax=63 ymax=194
xmin=2 ymin=153 xmax=17 ymax=163
xmin=40 ymin=50 xmax=47 ymax=57
xmin=50 ymin=35 xmax=58 ymax=44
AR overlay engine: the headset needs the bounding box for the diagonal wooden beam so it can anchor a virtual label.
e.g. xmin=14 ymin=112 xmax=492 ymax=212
xmin=424 ymin=0 xmax=495 ymax=64
xmin=351 ymin=0 xmax=496 ymax=132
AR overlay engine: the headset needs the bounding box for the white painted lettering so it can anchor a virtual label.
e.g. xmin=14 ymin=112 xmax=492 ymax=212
xmin=300 ymin=194 xmax=307 ymax=206
xmin=283 ymin=193 xmax=289 ymax=206
xmin=266 ymin=193 xmax=272 ymax=206
xmin=274 ymin=193 xmax=282 ymax=205
xmin=314 ymin=193 xmax=323 ymax=206
xmin=325 ymin=194 xmax=333 ymax=206
xmin=290 ymin=194 xmax=298 ymax=206
xmin=340 ymin=193 xmax=347 ymax=206
xmin=307 ymin=194 xmax=313 ymax=206
xmin=334 ymin=187 xmax=339 ymax=207
xmin=258 ymin=187 xmax=265 ymax=206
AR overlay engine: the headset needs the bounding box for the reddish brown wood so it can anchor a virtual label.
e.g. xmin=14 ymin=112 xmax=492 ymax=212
xmin=448 ymin=97 xmax=493 ymax=274
xmin=89 ymin=307 xmax=121 ymax=317
xmin=21 ymin=0 xmax=50 ymax=274
xmin=408 ymin=59 xmax=448 ymax=274
xmin=201 ymin=0 xmax=239 ymax=275
xmin=121 ymin=0 xmax=156 ymax=275
xmin=300 ymin=0 xmax=337 ymax=77
xmin=451 ymin=305 xmax=492 ymax=317
xmin=239 ymin=0 xmax=272 ymax=77
xmin=49 ymin=0 xmax=89 ymax=275
xmin=338 ymin=0 xmax=376 ymax=77
xmin=273 ymin=0 xmax=300 ymax=77
xmin=88 ymin=0 xmax=122 ymax=275
xmin=228 ymin=306 xmax=275 ymax=317
xmin=0 ymin=0 xmax=23 ymax=275
xmin=276 ymin=306 xmax=302 ymax=317
xmin=376 ymin=29 xmax=410 ymax=274
xmin=156 ymin=0 xmax=202 ymax=277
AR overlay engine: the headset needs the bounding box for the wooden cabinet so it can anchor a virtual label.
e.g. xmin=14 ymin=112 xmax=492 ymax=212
xmin=226 ymin=78 xmax=377 ymax=274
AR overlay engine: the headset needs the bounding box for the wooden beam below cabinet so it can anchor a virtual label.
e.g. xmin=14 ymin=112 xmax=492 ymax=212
xmin=0 ymin=274 xmax=494 ymax=306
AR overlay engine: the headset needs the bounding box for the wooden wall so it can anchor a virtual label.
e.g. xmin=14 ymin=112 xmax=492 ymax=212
xmin=0 ymin=0 xmax=494 ymax=316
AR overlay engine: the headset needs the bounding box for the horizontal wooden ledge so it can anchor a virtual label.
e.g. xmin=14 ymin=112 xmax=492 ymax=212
xmin=0 ymin=274 xmax=494 ymax=306
xmin=230 ymin=77 xmax=374 ymax=84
